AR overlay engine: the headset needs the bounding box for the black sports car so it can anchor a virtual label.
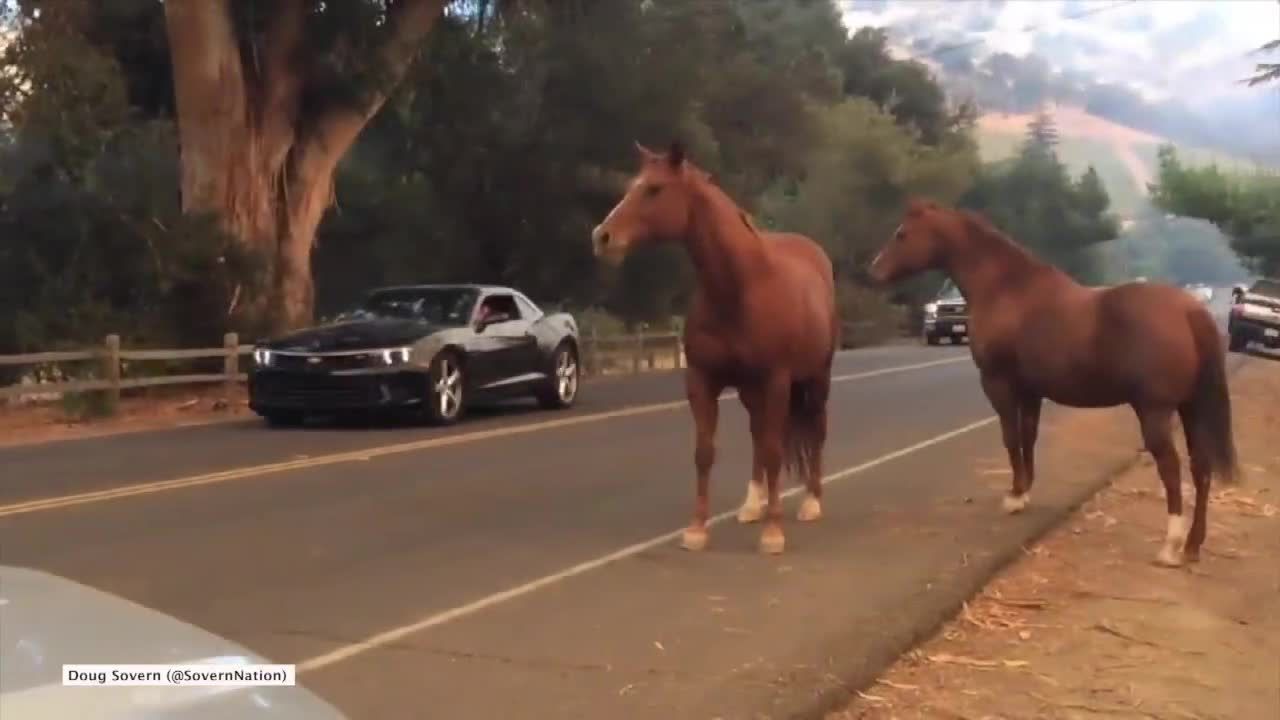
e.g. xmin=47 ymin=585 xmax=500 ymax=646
xmin=247 ymin=284 xmax=581 ymax=426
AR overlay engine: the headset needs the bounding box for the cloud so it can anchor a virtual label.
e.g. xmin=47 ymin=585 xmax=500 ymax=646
xmin=841 ymin=0 xmax=1280 ymax=100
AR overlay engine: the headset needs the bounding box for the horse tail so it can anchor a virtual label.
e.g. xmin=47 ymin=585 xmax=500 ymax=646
xmin=1184 ymin=307 xmax=1240 ymax=485
xmin=784 ymin=376 xmax=829 ymax=487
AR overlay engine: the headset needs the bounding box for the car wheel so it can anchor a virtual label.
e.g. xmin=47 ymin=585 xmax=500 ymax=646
xmin=424 ymin=350 xmax=465 ymax=425
xmin=263 ymin=410 xmax=304 ymax=428
xmin=924 ymin=333 xmax=939 ymax=346
xmin=1227 ymin=332 xmax=1246 ymax=353
xmin=536 ymin=343 xmax=579 ymax=410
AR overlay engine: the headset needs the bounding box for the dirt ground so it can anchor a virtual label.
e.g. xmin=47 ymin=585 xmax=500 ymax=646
xmin=831 ymin=358 xmax=1280 ymax=720
xmin=0 ymin=385 xmax=252 ymax=448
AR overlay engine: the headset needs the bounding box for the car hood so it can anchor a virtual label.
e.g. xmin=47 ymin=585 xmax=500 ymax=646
xmin=261 ymin=319 xmax=445 ymax=352
xmin=0 ymin=566 xmax=348 ymax=720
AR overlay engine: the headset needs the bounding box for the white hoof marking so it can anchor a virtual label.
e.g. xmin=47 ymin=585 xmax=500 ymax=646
xmin=737 ymin=481 xmax=765 ymax=524
xmin=1002 ymin=492 xmax=1031 ymax=514
xmin=681 ymin=527 xmax=708 ymax=552
xmin=797 ymin=495 xmax=822 ymax=522
xmin=759 ymin=529 xmax=785 ymax=555
xmin=1155 ymin=514 xmax=1188 ymax=568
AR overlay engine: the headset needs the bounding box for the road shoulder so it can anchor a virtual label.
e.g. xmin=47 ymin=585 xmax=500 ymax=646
xmin=832 ymin=357 xmax=1280 ymax=720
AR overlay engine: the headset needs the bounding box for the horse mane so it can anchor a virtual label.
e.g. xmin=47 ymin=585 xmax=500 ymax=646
xmin=688 ymin=169 xmax=763 ymax=240
xmin=955 ymin=208 xmax=1048 ymax=271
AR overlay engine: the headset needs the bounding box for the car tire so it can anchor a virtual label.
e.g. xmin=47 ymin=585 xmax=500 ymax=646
xmin=423 ymin=350 xmax=466 ymax=425
xmin=1227 ymin=332 xmax=1246 ymax=353
xmin=536 ymin=342 xmax=579 ymax=410
xmin=262 ymin=410 xmax=304 ymax=428
xmin=924 ymin=333 xmax=939 ymax=346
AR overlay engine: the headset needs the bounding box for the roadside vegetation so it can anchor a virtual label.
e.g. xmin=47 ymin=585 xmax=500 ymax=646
xmin=0 ymin=1 xmax=1272 ymax=413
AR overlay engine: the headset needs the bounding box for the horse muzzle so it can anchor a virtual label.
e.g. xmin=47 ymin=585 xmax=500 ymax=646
xmin=591 ymin=225 xmax=628 ymax=266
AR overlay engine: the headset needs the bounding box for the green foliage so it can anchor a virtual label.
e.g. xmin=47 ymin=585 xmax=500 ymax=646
xmin=0 ymin=6 xmax=253 ymax=355
xmin=1150 ymin=144 xmax=1280 ymax=275
xmin=1 ymin=0 xmax=1026 ymax=348
xmin=960 ymin=139 xmax=1120 ymax=284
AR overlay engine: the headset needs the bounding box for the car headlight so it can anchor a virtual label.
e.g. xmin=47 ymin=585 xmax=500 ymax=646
xmin=253 ymin=348 xmax=273 ymax=366
xmin=923 ymin=302 xmax=938 ymax=321
xmin=380 ymin=347 xmax=411 ymax=365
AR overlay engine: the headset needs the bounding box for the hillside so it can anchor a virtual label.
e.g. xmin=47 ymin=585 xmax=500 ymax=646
xmin=973 ymin=105 xmax=1260 ymax=220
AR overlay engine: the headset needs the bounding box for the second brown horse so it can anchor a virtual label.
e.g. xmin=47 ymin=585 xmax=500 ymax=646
xmin=870 ymin=198 xmax=1239 ymax=567
xmin=591 ymin=142 xmax=839 ymax=554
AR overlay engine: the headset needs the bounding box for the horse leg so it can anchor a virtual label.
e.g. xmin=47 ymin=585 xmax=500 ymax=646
xmin=681 ymin=368 xmax=724 ymax=552
xmin=1137 ymin=405 xmax=1186 ymax=567
xmin=1178 ymin=404 xmax=1210 ymax=563
xmin=1020 ymin=395 xmax=1043 ymax=492
xmin=980 ymin=374 xmax=1030 ymax=513
xmin=796 ymin=374 xmax=830 ymax=522
xmin=736 ymin=385 xmax=767 ymax=524
xmin=756 ymin=372 xmax=790 ymax=554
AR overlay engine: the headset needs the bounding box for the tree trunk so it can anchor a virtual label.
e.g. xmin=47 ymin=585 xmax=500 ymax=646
xmin=164 ymin=0 xmax=447 ymax=334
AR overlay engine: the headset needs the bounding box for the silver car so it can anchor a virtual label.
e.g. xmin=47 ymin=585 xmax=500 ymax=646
xmin=0 ymin=565 xmax=348 ymax=719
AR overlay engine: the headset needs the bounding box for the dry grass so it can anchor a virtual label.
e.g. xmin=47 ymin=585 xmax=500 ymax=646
xmin=829 ymin=359 xmax=1280 ymax=720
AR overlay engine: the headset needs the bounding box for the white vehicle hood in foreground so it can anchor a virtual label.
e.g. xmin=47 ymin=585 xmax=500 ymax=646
xmin=0 ymin=565 xmax=348 ymax=720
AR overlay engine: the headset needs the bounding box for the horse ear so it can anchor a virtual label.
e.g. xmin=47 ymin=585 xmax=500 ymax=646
xmin=667 ymin=140 xmax=686 ymax=168
xmin=634 ymin=141 xmax=658 ymax=161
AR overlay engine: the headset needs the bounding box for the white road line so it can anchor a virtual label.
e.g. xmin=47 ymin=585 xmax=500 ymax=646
xmin=296 ymin=413 xmax=999 ymax=674
xmin=0 ymin=356 xmax=971 ymax=519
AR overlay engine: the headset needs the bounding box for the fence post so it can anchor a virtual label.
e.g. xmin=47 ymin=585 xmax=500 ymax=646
xmin=632 ymin=330 xmax=645 ymax=371
xmin=102 ymin=334 xmax=120 ymax=408
xmin=223 ymin=332 xmax=239 ymax=400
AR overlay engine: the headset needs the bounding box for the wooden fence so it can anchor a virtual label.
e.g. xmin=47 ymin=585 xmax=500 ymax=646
xmin=0 ymin=331 xmax=687 ymax=402
xmin=0 ymin=320 xmax=889 ymax=403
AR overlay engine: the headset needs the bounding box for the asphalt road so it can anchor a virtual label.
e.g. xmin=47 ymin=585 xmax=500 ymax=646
xmin=0 ymin=291 xmax=1244 ymax=719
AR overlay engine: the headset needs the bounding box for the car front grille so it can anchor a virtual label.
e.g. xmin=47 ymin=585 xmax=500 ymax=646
xmin=936 ymin=304 xmax=966 ymax=318
xmin=271 ymin=353 xmax=382 ymax=372
xmin=250 ymin=371 xmax=422 ymax=409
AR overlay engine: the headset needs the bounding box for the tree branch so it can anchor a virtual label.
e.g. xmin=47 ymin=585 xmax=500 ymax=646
xmin=302 ymin=0 xmax=449 ymax=173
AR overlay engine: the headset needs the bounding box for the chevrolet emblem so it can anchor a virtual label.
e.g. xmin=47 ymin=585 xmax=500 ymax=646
xmin=307 ymin=356 xmax=321 ymax=364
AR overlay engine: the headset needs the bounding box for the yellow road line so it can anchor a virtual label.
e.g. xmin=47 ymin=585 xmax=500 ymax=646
xmin=0 ymin=356 xmax=970 ymax=519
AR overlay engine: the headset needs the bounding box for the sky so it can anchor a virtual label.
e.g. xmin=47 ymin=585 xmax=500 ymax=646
xmin=838 ymin=0 xmax=1280 ymax=103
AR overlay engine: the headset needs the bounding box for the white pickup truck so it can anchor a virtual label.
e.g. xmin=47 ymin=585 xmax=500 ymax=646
xmin=922 ymin=279 xmax=968 ymax=346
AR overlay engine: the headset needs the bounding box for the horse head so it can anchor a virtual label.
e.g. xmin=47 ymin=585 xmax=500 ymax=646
xmin=590 ymin=140 xmax=706 ymax=267
xmin=868 ymin=197 xmax=955 ymax=284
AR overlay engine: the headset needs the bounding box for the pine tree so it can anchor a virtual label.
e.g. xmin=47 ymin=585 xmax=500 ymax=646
xmin=1022 ymin=106 xmax=1060 ymax=160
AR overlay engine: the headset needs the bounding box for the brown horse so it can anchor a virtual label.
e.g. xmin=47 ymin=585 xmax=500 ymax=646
xmin=869 ymin=198 xmax=1239 ymax=567
xmin=591 ymin=142 xmax=839 ymax=554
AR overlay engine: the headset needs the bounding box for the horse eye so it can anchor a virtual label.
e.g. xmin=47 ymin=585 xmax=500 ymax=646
xmin=644 ymin=184 xmax=662 ymax=198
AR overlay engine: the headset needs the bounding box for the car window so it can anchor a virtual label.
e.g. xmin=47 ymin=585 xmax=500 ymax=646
xmin=937 ymin=280 xmax=963 ymax=301
xmin=354 ymin=287 xmax=477 ymax=324
xmin=515 ymin=293 xmax=542 ymax=320
xmin=479 ymin=294 xmax=522 ymax=320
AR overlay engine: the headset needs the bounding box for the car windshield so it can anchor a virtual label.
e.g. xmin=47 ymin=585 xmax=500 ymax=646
xmin=937 ymin=280 xmax=963 ymax=301
xmin=1248 ymin=279 xmax=1280 ymax=299
xmin=343 ymin=287 xmax=478 ymax=324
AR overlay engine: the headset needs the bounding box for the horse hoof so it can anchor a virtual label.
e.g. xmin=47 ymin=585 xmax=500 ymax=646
xmin=681 ymin=526 xmax=708 ymax=552
xmin=759 ymin=528 xmax=785 ymax=555
xmin=797 ymin=496 xmax=822 ymax=522
xmin=737 ymin=504 xmax=765 ymax=524
xmin=1154 ymin=546 xmax=1184 ymax=568
xmin=1002 ymin=492 xmax=1031 ymax=514
xmin=1183 ymin=547 xmax=1201 ymax=564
